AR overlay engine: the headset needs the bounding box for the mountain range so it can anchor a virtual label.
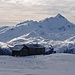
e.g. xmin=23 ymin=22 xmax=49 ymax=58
xmin=0 ymin=13 xmax=75 ymax=53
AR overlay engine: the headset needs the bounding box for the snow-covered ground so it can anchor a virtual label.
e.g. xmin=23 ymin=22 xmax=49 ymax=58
xmin=0 ymin=53 xmax=75 ymax=75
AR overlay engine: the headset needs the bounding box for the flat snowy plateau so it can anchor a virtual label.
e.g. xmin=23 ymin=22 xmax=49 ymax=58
xmin=0 ymin=53 xmax=75 ymax=75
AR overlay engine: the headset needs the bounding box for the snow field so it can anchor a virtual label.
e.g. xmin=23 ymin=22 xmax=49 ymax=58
xmin=0 ymin=53 xmax=75 ymax=75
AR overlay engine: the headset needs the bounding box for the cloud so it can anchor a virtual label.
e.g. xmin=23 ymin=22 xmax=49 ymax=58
xmin=2 ymin=0 xmax=17 ymax=3
xmin=0 ymin=0 xmax=75 ymax=26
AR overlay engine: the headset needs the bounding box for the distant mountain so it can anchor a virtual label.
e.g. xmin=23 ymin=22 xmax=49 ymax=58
xmin=0 ymin=13 xmax=75 ymax=42
xmin=0 ymin=13 xmax=75 ymax=54
xmin=0 ymin=13 xmax=75 ymax=43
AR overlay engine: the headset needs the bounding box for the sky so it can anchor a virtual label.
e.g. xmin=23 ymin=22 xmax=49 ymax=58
xmin=0 ymin=0 xmax=75 ymax=26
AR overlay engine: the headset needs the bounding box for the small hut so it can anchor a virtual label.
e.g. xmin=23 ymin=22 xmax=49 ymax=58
xmin=12 ymin=44 xmax=45 ymax=56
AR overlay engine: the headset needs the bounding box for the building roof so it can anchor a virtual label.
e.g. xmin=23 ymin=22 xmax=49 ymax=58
xmin=12 ymin=44 xmax=45 ymax=51
xmin=12 ymin=45 xmax=24 ymax=51
xmin=25 ymin=44 xmax=45 ymax=48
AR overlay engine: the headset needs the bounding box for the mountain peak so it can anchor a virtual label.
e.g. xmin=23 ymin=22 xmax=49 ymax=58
xmin=55 ymin=13 xmax=65 ymax=19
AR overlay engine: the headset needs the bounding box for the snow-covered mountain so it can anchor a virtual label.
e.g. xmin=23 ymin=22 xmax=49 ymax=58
xmin=0 ymin=13 xmax=75 ymax=42
xmin=0 ymin=13 xmax=75 ymax=53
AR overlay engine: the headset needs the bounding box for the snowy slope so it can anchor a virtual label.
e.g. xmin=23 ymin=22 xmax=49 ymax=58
xmin=56 ymin=36 xmax=75 ymax=53
xmin=0 ymin=41 xmax=8 ymax=48
xmin=0 ymin=26 xmax=13 ymax=34
xmin=0 ymin=53 xmax=75 ymax=75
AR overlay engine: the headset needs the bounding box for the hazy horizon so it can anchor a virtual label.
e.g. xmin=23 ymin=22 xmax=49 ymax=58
xmin=0 ymin=0 xmax=75 ymax=26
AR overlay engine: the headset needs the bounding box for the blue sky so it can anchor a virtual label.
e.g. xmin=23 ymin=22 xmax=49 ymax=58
xmin=0 ymin=0 xmax=75 ymax=26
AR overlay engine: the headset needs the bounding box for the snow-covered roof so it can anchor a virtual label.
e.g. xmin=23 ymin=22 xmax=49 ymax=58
xmin=25 ymin=44 xmax=45 ymax=48
xmin=12 ymin=45 xmax=24 ymax=51
xmin=12 ymin=44 xmax=45 ymax=51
